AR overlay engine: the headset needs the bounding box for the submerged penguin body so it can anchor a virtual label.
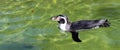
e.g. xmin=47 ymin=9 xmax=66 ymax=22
xmin=51 ymin=15 xmax=110 ymax=42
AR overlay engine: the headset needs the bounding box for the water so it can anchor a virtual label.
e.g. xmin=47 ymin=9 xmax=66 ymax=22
xmin=0 ymin=0 xmax=120 ymax=50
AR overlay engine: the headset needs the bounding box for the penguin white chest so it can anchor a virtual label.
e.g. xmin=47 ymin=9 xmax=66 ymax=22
xmin=59 ymin=24 xmax=68 ymax=31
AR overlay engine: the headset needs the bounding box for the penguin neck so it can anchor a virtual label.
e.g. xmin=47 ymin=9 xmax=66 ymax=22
xmin=58 ymin=18 xmax=71 ymax=31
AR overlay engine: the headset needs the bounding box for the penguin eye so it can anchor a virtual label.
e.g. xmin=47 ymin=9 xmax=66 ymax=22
xmin=60 ymin=18 xmax=64 ymax=21
xmin=59 ymin=18 xmax=65 ymax=23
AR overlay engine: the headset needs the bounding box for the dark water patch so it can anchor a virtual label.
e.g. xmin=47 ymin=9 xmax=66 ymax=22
xmin=0 ymin=42 xmax=42 ymax=50
xmin=24 ymin=45 xmax=34 ymax=49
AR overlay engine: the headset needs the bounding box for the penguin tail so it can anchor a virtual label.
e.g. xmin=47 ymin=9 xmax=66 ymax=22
xmin=99 ymin=19 xmax=110 ymax=27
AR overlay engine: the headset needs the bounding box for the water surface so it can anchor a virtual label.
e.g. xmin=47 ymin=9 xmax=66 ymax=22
xmin=0 ymin=0 xmax=120 ymax=50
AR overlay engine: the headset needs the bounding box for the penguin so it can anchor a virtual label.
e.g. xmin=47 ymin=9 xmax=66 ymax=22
xmin=50 ymin=14 xmax=110 ymax=42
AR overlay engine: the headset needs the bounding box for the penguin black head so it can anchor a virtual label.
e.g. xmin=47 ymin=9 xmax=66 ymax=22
xmin=51 ymin=14 xmax=68 ymax=24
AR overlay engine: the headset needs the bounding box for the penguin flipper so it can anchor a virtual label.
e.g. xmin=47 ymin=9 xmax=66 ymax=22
xmin=70 ymin=31 xmax=82 ymax=42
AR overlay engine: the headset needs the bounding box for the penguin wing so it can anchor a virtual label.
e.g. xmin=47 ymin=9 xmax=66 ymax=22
xmin=70 ymin=31 xmax=82 ymax=42
xmin=70 ymin=20 xmax=101 ymax=30
xmin=70 ymin=20 xmax=94 ymax=30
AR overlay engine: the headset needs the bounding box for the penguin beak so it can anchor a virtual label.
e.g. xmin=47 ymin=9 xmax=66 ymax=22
xmin=50 ymin=16 xmax=60 ymax=21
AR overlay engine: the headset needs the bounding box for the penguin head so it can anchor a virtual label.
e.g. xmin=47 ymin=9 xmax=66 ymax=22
xmin=51 ymin=14 xmax=68 ymax=22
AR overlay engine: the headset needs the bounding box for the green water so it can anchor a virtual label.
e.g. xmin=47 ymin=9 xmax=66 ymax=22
xmin=0 ymin=0 xmax=120 ymax=50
